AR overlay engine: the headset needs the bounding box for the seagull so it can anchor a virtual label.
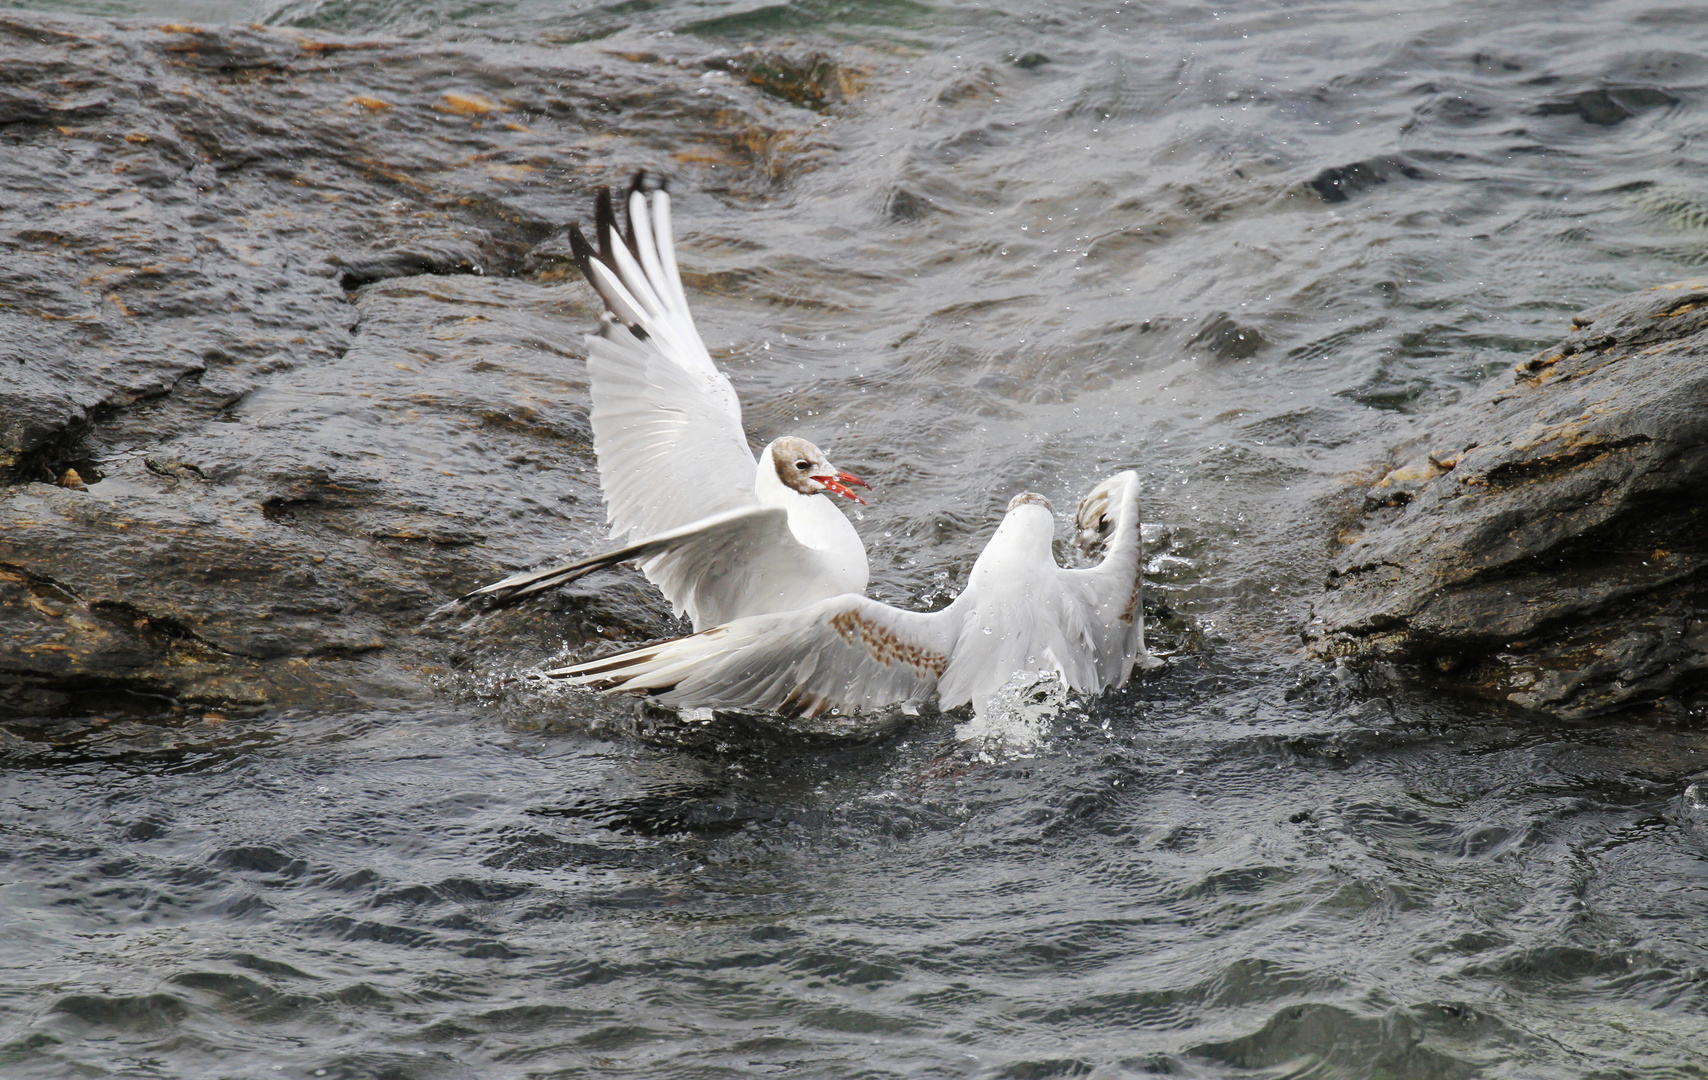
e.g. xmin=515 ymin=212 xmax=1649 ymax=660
xmin=544 ymin=471 xmax=1154 ymax=719
xmin=461 ymin=175 xmax=871 ymax=628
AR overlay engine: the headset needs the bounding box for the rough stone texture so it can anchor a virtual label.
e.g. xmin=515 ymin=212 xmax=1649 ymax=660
xmin=0 ymin=12 xmax=849 ymax=722
xmin=1308 ymin=279 xmax=1708 ymax=719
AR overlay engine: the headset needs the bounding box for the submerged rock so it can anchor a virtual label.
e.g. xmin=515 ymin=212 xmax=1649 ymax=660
xmin=1308 ymin=279 xmax=1708 ymax=719
xmin=0 ymin=12 xmax=846 ymax=722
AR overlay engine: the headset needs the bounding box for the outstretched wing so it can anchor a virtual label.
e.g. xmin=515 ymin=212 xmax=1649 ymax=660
xmin=1062 ymin=470 xmax=1151 ymax=688
xmin=545 ymin=594 xmax=962 ymax=719
xmin=569 ymin=178 xmax=758 ymax=539
xmin=459 ymin=506 xmax=787 ymax=618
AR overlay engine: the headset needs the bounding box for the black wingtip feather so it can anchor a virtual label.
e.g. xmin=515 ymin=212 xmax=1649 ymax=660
xmin=573 ymin=177 xmax=670 ymax=337
xmin=566 ymin=222 xmax=597 ymax=284
xmin=568 ymin=220 xmax=626 ymax=323
xmin=594 ymin=186 xmax=618 ymax=267
xmin=619 ymin=170 xmax=645 ymax=262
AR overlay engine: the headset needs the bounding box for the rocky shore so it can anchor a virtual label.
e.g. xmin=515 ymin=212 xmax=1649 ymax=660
xmin=1308 ymin=280 xmax=1708 ymax=720
xmin=0 ymin=13 xmax=848 ymax=722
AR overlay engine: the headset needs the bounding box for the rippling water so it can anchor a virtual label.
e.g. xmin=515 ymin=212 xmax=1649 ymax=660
xmin=5 ymin=0 xmax=1708 ymax=1075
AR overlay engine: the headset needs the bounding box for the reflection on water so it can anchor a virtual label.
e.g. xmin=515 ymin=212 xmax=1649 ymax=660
xmin=5 ymin=0 xmax=1708 ymax=1075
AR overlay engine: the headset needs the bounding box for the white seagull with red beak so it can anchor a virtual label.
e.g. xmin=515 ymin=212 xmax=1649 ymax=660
xmin=544 ymin=471 xmax=1154 ymax=719
xmin=462 ymin=176 xmax=871 ymax=629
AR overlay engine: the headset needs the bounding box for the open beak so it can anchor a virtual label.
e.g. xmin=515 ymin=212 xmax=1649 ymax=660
xmin=811 ymin=470 xmax=870 ymax=505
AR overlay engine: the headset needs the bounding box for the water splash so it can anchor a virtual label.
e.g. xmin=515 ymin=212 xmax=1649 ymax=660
xmin=954 ymin=670 xmax=1071 ymax=760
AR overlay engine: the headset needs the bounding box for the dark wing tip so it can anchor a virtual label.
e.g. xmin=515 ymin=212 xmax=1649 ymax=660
xmin=776 ymin=689 xmax=829 ymax=719
xmin=630 ymin=168 xmax=670 ymax=194
xmin=562 ymin=649 xmax=661 ymax=679
xmin=619 ymin=172 xmax=643 ymax=261
xmin=451 ymin=581 xmax=527 ymax=612
xmin=570 ymin=217 xmax=632 ymax=326
xmin=566 ymin=222 xmax=597 ymax=283
xmin=594 ymin=185 xmax=618 ymax=266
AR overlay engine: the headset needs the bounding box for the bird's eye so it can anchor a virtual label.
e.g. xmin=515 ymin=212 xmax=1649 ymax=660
xmin=795 ymin=460 xmax=811 ymax=470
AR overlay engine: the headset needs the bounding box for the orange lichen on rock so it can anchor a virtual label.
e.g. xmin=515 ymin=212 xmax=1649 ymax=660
xmin=436 ymin=92 xmax=495 ymax=116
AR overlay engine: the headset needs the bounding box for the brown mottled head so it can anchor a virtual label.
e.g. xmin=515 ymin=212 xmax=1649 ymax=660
xmin=1007 ymin=492 xmax=1053 ymax=513
xmin=1074 ymin=472 xmax=1137 ymax=556
xmin=768 ymin=436 xmax=870 ymax=504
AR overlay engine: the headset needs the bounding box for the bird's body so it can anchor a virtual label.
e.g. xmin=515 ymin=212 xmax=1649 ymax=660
xmin=939 ymin=495 xmax=1108 ymax=709
xmin=548 ymin=471 xmax=1153 ymax=718
xmin=462 ymin=177 xmax=869 ymax=627
xmin=628 ymin=436 xmax=871 ymax=627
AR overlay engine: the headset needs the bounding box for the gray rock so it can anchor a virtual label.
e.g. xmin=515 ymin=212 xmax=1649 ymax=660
xmin=1308 ymin=278 xmax=1708 ymax=719
xmin=0 ymin=12 xmax=850 ymax=725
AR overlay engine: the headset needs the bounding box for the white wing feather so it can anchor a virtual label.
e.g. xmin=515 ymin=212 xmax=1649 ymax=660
xmin=574 ymin=184 xmax=757 ymax=542
xmin=921 ymin=475 xmax=1149 ymax=713
xmin=1063 ymin=470 xmax=1151 ymax=689
xmin=547 ymin=594 xmax=961 ymax=718
xmin=461 ymin=506 xmax=783 ymax=615
xmin=629 ymin=506 xmax=844 ymax=628
xmin=930 ymin=495 xmax=1102 ymax=713
xmin=584 ymin=326 xmax=756 ymax=540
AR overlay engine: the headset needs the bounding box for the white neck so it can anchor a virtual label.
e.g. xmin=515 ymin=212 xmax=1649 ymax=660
xmin=754 ymin=447 xmax=841 ymax=551
xmin=749 ymin=438 xmax=869 ymax=599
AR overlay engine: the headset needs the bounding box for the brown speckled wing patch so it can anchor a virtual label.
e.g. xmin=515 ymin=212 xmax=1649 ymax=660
xmin=829 ymin=608 xmax=948 ymax=677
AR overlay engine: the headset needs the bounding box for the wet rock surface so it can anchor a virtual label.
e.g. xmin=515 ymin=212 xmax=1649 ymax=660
xmin=0 ymin=12 xmax=843 ymax=720
xmin=1308 ymin=279 xmax=1708 ymax=719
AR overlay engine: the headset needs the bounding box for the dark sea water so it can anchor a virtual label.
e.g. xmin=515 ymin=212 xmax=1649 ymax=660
xmin=5 ymin=0 xmax=1708 ymax=1076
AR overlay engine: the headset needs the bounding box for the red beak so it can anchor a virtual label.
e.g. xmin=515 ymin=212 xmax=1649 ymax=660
xmin=812 ymin=470 xmax=870 ymax=505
